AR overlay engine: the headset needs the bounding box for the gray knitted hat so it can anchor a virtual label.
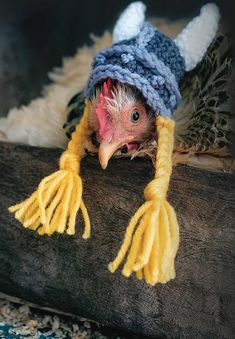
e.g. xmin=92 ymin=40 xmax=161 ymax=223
xmin=86 ymin=2 xmax=220 ymax=117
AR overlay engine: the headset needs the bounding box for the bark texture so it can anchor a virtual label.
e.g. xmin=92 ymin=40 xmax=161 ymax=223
xmin=0 ymin=142 xmax=234 ymax=338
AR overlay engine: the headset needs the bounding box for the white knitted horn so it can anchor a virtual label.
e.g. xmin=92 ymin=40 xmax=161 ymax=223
xmin=174 ymin=3 xmax=220 ymax=71
xmin=113 ymin=2 xmax=146 ymax=44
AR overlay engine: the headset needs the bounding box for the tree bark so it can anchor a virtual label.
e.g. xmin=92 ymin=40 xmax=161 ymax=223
xmin=0 ymin=142 xmax=234 ymax=338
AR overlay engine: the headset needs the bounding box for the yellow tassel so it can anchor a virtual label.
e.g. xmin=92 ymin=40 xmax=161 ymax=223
xmin=108 ymin=116 xmax=179 ymax=286
xmin=9 ymin=100 xmax=91 ymax=238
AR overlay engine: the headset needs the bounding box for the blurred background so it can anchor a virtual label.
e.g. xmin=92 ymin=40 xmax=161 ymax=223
xmin=0 ymin=0 xmax=234 ymax=116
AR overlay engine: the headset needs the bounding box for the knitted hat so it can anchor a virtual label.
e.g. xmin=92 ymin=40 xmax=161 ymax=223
xmin=9 ymin=2 xmax=220 ymax=286
xmin=86 ymin=21 xmax=185 ymax=117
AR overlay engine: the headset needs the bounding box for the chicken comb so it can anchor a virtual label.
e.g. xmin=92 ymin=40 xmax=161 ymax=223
xmin=102 ymin=78 xmax=113 ymax=98
xmin=95 ymin=79 xmax=113 ymax=139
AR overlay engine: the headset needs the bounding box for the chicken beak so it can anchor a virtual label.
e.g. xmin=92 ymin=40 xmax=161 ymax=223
xmin=98 ymin=140 xmax=122 ymax=170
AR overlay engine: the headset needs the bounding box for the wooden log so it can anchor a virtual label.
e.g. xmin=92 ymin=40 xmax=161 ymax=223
xmin=0 ymin=142 xmax=234 ymax=338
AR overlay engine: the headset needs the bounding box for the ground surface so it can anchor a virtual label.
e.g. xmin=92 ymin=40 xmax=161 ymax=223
xmin=0 ymin=297 xmax=141 ymax=339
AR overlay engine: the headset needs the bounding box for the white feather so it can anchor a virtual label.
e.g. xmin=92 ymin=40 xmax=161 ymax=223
xmin=174 ymin=3 xmax=220 ymax=71
xmin=113 ymin=2 xmax=146 ymax=44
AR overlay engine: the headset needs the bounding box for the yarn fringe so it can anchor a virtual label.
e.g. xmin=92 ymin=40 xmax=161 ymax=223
xmin=108 ymin=116 xmax=179 ymax=285
xmin=9 ymin=101 xmax=91 ymax=238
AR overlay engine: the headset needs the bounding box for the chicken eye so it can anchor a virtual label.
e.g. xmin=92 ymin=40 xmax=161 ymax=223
xmin=131 ymin=110 xmax=140 ymax=123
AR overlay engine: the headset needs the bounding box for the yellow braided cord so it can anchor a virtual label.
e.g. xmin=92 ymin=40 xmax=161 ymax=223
xmin=108 ymin=116 xmax=180 ymax=285
xmin=9 ymin=100 xmax=91 ymax=237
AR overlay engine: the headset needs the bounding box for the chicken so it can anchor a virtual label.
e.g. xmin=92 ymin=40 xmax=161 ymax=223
xmin=64 ymin=28 xmax=234 ymax=173
xmin=9 ymin=2 xmax=232 ymax=286
xmin=89 ymin=79 xmax=155 ymax=169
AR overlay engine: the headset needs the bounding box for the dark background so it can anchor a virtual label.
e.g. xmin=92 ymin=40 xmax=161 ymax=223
xmin=0 ymin=0 xmax=234 ymax=116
